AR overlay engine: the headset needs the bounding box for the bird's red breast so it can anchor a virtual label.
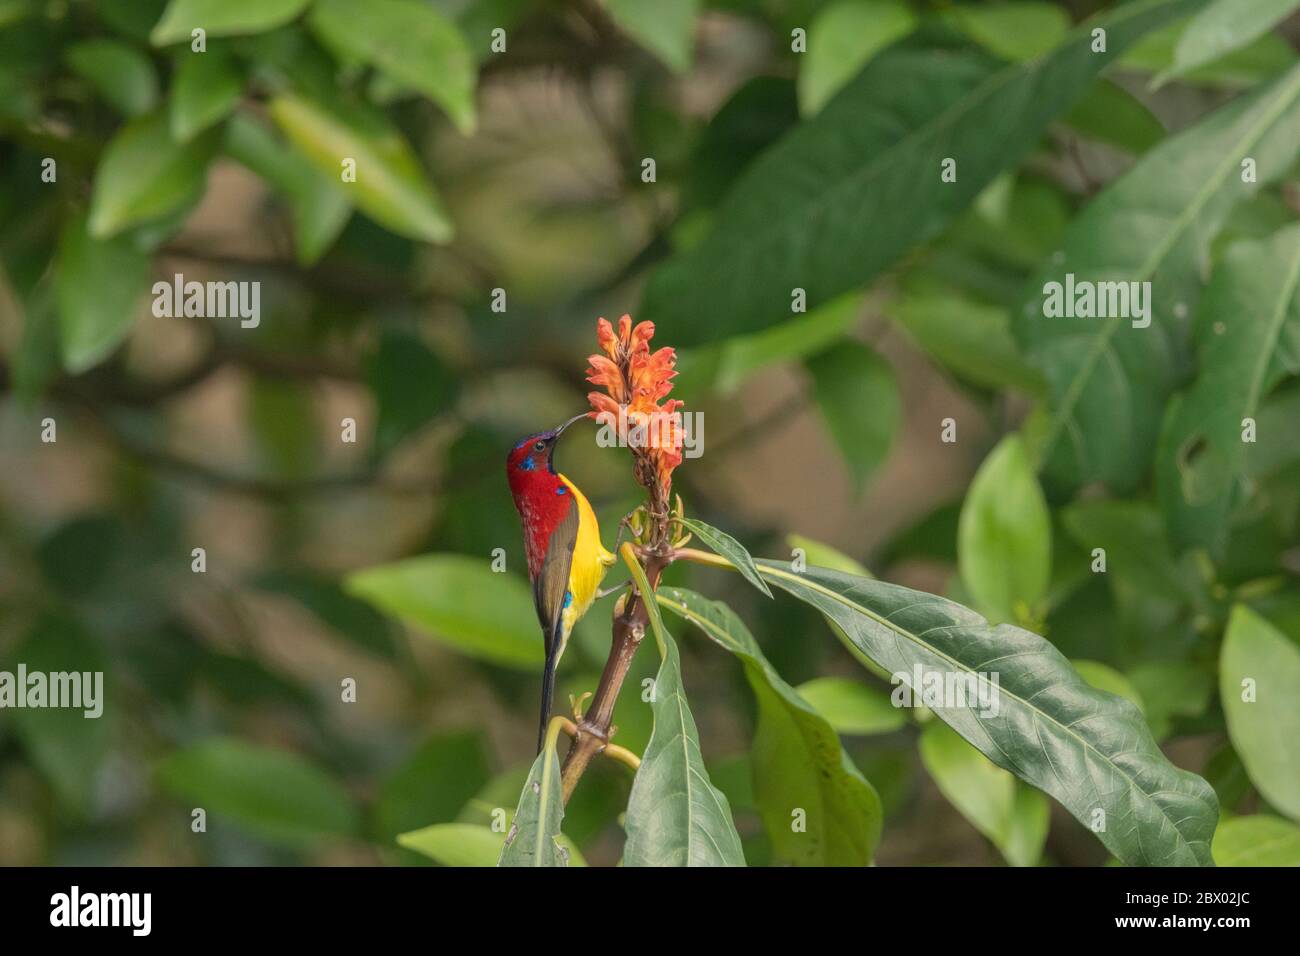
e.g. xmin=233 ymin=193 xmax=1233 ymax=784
xmin=507 ymin=440 xmax=576 ymax=579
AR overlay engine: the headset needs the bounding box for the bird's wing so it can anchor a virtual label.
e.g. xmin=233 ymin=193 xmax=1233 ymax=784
xmin=533 ymin=496 xmax=579 ymax=658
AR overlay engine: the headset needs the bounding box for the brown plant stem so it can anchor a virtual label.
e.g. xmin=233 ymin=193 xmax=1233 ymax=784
xmin=560 ymin=543 xmax=669 ymax=803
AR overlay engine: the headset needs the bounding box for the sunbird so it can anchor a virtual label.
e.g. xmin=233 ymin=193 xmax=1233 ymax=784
xmin=507 ymin=414 xmax=616 ymax=752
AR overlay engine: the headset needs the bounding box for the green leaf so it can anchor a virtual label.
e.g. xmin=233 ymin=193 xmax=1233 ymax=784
xmin=170 ymin=47 xmax=242 ymax=142
xmin=88 ymin=110 xmax=217 ymax=238
xmin=604 ymin=0 xmax=698 ymax=73
xmin=1128 ymin=661 xmax=1213 ymax=739
xmin=1061 ymin=499 xmax=1198 ymax=603
xmin=308 ymin=0 xmax=476 ymax=134
xmin=1071 ymin=659 xmax=1146 ymax=712
xmin=751 ymin=560 xmax=1219 ymax=865
xmin=1124 ymin=16 xmax=1296 ymax=88
xmin=786 ymin=533 xmax=870 ymax=577
xmin=1213 ymin=814 xmax=1300 ymax=865
xmin=641 ymin=0 xmax=1201 ymax=346
xmin=623 ymin=604 xmax=745 ymax=865
xmin=6 ymin=616 xmax=110 ymax=815
xmin=678 ymin=292 xmax=862 ymax=396
xmin=151 ymin=0 xmax=312 ymax=45
xmin=55 ymin=215 xmax=150 ymax=373
xmin=1220 ymin=604 xmax=1300 ymax=822
xmin=345 ymin=555 xmax=541 ymax=668
xmin=376 ymin=732 xmax=490 ymax=848
xmin=156 ymin=738 xmax=358 ymax=846
xmin=1160 ymin=0 xmax=1300 ymax=84
xmin=795 ymin=676 xmax=904 ymax=735
xmin=958 ymin=435 xmax=1051 ymax=624
xmin=223 ymin=112 xmax=351 ymax=265
xmin=368 ymin=328 xmax=456 ymax=457
xmin=658 ymin=588 xmax=882 ymax=865
xmin=799 ymin=0 xmax=916 ymax=116
xmin=676 ymin=516 xmax=771 ymax=598
xmin=65 ymin=39 xmax=159 ymax=116
xmin=919 ymin=720 xmax=1049 ymax=867
xmin=268 ymin=91 xmax=452 ymax=243
xmin=1156 ymin=223 xmax=1300 ymax=554
xmin=949 ymin=2 xmax=1071 ymax=62
xmin=805 ymin=341 xmax=898 ymax=491
xmin=498 ymin=725 xmax=568 ymax=867
xmin=256 ymin=569 xmax=398 ymax=658
xmin=1064 ymin=79 xmax=1167 ymax=154
xmin=399 ymin=822 xmax=504 ymax=866
xmin=890 ymin=282 xmax=1045 ymax=393
xmin=1018 ymin=62 xmax=1300 ymax=493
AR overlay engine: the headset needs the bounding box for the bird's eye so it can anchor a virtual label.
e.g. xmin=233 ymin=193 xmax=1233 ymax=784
xmin=534 ymin=441 xmax=546 ymax=452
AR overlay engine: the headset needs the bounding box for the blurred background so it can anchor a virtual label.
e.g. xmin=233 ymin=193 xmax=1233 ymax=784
xmin=2 ymin=0 xmax=1298 ymax=866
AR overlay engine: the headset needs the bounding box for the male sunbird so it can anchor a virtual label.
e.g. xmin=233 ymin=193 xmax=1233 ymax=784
xmin=507 ymin=414 xmax=616 ymax=752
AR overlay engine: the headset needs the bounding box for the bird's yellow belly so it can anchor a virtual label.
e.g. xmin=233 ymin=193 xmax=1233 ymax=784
xmin=557 ymin=474 xmax=615 ymax=656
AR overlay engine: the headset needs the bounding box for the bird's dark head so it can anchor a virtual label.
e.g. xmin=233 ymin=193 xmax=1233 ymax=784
xmin=506 ymin=413 xmax=588 ymax=476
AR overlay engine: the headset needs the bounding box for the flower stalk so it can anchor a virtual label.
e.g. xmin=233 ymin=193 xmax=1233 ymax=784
xmin=559 ymin=316 xmax=683 ymax=803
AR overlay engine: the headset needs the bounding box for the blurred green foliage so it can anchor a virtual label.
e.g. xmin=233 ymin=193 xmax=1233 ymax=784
xmin=0 ymin=0 xmax=1298 ymax=867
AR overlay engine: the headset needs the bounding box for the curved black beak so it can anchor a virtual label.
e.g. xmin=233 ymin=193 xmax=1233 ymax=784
xmin=553 ymin=412 xmax=588 ymax=438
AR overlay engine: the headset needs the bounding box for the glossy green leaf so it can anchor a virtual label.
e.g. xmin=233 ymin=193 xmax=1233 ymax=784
xmin=641 ymin=0 xmax=1201 ymax=346
xmin=1213 ymin=814 xmax=1300 ymax=865
xmin=623 ymin=591 xmax=745 ymax=866
xmin=950 ymin=2 xmax=1071 ymax=62
xmin=309 ymin=0 xmax=476 ymax=134
xmin=498 ymin=723 xmax=568 ymax=867
xmin=920 ymin=720 xmax=1049 ymax=867
xmin=223 ymin=112 xmax=351 ymax=265
xmin=958 ymin=435 xmax=1051 ymax=624
xmin=268 ymin=92 xmax=452 ymax=243
xmin=1018 ymin=62 xmax=1300 ymax=493
xmin=345 ymin=555 xmax=541 ymax=668
xmin=1160 ymin=0 xmax=1300 ymax=84
xmin=795 ymin=676 xmax=903 ymax=735
xmin=799 ymin=0 xmax=916 ymax=116
xmin=1220 ymin=604 xmax=1300 ymax=821
xmin=605 ymin=0 xmax=698 ymax=73
xmin=786 ymin=533 xmax=870 ymax=576
xmin=170 ymin=47 xmax=242 ymax=141
xmin=65 ymin=39 xmax=158 ymax=116
xmin=750 ymin=560 xmax=1219 ymax=865
xmin=156 ymin=738 xmax=358 ymax=846
xmin=677 ymin=516 xmax=772 ymax=598
xmin=659 ymin=588 xmax=882 ymax=865
xmin=1157 ymin=223 xmax=1300 ymax=554
xmin=805 ymin=341 xmax=898 ymax=491
xmin=55 ymin=215 xmax=150 ymax=373
xmin=88 ymin=110 xmax=216 ymax=238
xmin=151 ymin=0 xmax=312 ymax=45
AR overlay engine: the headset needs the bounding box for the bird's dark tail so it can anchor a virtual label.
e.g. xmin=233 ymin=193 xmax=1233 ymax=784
xmin=537 ymin=642 xmax=560 ymax=754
